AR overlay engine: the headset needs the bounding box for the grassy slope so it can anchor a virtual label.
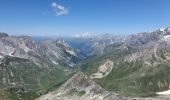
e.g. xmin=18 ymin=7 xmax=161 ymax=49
xmin=81 ymin=45 xmax=170 ymax=97
xmin=0 ymin=56 xmax=75 ymax=100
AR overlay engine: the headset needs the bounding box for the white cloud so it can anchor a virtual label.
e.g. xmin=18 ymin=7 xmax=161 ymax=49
xmin=52 ymin=2 xmax=57 ymax=7
xmin=51 ymin=2 xmax=69 ymax=16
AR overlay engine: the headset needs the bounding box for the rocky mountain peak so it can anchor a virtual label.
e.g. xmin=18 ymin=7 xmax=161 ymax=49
xmin=0 ymin=32 xmax=8 ymax=38
xmin=127 ymin=27 xmax=170 ymax=46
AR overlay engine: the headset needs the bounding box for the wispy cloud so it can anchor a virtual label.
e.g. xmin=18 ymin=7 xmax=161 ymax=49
xmin=51 ymin=2 xmax=69 ymax=16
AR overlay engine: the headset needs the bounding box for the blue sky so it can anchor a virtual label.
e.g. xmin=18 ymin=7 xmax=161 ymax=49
xmin=0 ymin=0 xmax=170 ymax=36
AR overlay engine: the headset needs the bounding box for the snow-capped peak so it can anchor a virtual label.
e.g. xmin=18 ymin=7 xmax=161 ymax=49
xmin=159 ymin=27 xmax=166 ymax=32
xmin=73 ymin=32 xmax=92 ymax=38
xmin=166 ymin=27 xmax=170 ymax=31
xmin=159 ymin=27 xmax=170 ymax=32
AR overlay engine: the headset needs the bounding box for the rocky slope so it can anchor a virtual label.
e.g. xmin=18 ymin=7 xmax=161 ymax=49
xmin=0 ymin=33 xmax=79 ymax=100
xmin=37 ymin=72 xmax=128 ymax=100
xmin=37 ymin=72 xmax=166 ymax=100
xmin=80 ymin=27 xmax=170 ymax=97
xmin=37 ymin=27 xmax=170 ymax=100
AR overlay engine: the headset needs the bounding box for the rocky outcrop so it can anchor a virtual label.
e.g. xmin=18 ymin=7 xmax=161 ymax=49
xmin=90 ymin=60 xmax=113 ymax=78
xmin=37 ymin=72 xmax=165 ymax=100
xmin=37 ymin=72 xmax=127 ymax=100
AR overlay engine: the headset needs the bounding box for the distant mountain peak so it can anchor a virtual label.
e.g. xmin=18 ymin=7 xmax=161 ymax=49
xmin=72 ymin=32 xmax=93 ymax=38
xmin=159 ymin=27 xmax=166 ymax=32
xmin=0 ymin=32 xmax=8 ymax=38
xmin=159 ymin=27 xmax=170 ymax=32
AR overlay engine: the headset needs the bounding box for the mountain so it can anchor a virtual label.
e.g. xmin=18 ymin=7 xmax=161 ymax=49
xmin=127 ymin=27 xmax=170 ymax=46
xmin=38 ymin=27 xmax=170 ymax=100
xmin=2 ymin=27 xmax=170 ymax=100
xmin=72 ymin=32 xmax=93 ymax=38
xmin=37 ymin=72 xmax=164 ymax=100
xmin=80 ymin=27 xmax=170 ymax=97
xmin=66 ymin=33 xmax=127 ymax=57
xmin=37 ymin=72 xmax=128 ymax=100
xmin=0 ymin=33 xmax=80 ymax=100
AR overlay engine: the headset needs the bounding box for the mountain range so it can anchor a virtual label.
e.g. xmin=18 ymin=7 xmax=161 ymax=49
xmin=1 ymin=27 xmax=170 ymax=100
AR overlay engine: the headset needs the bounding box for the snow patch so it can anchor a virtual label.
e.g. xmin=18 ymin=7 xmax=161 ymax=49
xmin=110 ymin=40 xmax=114 ymax=44
xmin=10 ymin=71 xmax=14 ymax=77
xmin=156 ymin=90 xmax=170 ymax=95
xmin=52 ymin=60 xmax=59 ymax=65
xmin=8 ymin=52 xmax=14 ymax=56
xmin=159 ymin=27 xmax=166 ymax=32
xmin=164 ymin=35 xmax=170 ymax=39
xmin=162 ymin=35 xmax=170 ymax=42
xmin=0 ymin=55 xmax=3 ymax=58
xmin=66 ymin=49 xmax=76 ymax=56
xmin=68 ymin=63 xmax=75 ymax=67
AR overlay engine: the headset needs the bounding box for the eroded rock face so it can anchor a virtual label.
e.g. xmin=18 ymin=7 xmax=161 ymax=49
xmin=0 ymin=35 xmax=80 ymax=69
xmin=37 ymin=72 xmax=164 ymax=100
xmin=90 ymin=60 xmax=113 ymax=79
xmin=37 ymin=72 xmax=127 ymax=100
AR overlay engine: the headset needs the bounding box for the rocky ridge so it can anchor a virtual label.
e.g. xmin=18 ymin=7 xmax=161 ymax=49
xmin=0 ymin=34 xmax=79 ymax=100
